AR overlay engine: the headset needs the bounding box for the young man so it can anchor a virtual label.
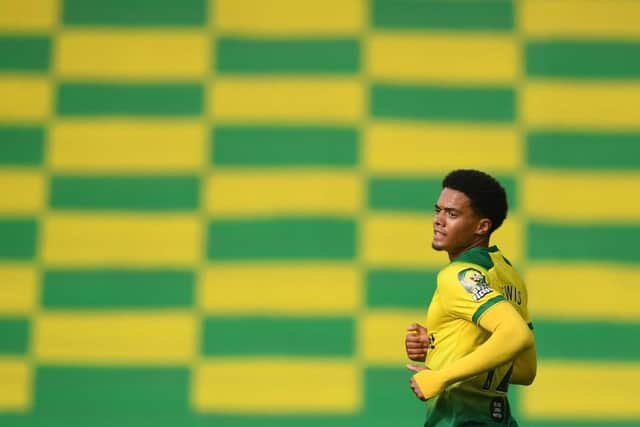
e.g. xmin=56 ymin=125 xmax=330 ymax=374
xmin=404 ymin=169 xmax=536 ymax=426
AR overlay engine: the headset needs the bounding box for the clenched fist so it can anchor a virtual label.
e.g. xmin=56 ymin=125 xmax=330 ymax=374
xmin=405 ymin=323 xmax=429 ymax=362
xmin=407 ymin=364 xmax=447 ymax=401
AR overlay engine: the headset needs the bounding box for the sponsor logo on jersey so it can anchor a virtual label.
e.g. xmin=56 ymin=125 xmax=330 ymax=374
xmin=457 ymin=268 xmax=494 ymax=302
xmin=490 ymin=397 xmax=506 ymax=422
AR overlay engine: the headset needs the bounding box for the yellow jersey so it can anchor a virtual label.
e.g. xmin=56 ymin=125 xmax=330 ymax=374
xmin=423 ymin=245 xmax=532 ymax=426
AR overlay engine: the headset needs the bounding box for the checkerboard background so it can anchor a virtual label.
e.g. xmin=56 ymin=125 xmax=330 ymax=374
xmin=1 ymin=1 xmax=639 ymax=426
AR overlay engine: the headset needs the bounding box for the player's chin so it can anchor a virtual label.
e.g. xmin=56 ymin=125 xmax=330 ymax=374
xmin=431 ymin=240 xmax=446 ymax=251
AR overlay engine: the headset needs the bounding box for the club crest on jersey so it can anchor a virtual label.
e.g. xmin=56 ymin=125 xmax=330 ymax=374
xmin=457 ymin=268 xmax=493 ymax=302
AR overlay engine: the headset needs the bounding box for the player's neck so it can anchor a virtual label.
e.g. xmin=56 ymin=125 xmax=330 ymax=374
xmin=448 ymin=238 xmax=490 ymax=261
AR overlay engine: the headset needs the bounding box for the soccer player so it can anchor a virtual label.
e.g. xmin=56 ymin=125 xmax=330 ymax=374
xmin=404 ymin=169 xmax=536 ymax=426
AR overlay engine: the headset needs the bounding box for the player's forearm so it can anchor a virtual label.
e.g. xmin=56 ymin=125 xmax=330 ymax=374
xmin=416 ymin=303 xmax=533 ymax=390
xmin=442 ymin=322 xmax=532 ymax=387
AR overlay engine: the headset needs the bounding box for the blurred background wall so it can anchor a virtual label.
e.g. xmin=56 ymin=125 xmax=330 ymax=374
xmin=1 ymin=0 xmax=639 ymax=426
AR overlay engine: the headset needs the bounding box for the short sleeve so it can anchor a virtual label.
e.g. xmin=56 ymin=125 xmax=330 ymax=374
xmin=437 ymin=262 xmax=506 ymax=324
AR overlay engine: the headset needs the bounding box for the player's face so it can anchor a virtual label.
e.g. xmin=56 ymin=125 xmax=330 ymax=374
xmin=432 ymin=187 xmax=489 ymax=259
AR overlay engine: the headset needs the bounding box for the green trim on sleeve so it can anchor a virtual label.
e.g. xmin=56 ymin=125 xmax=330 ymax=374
xmin=472 ymin=295 xmax=506 ymax=324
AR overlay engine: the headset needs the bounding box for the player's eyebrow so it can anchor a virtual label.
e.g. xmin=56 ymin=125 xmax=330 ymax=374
xmin=434 ymin=204 xmax=461 ymax=214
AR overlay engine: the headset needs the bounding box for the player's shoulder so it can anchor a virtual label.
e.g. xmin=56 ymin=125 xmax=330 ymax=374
xmin=437 ymin=260 xmax=497 ymax=304
xmin=437 ymin=247 xmax=493 ymax=292
xmin=438 ymin=261 xmax=490 ymax=288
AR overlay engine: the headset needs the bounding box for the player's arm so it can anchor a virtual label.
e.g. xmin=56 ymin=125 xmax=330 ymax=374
xmin=509 ymin=338 xmax=537 ymax=385
xmin=412 ymin=301 xmax=534 ymax=399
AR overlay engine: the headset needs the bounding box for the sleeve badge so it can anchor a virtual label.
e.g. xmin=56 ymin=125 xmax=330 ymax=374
xmin=457 ymin=268 xmax=494 ymax=302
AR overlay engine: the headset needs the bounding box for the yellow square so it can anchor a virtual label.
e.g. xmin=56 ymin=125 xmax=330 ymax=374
xmin=0 ymin=77 xmax=51 ymax=122
xmin=0 ymin=358 xmax=30 ymax=410
xmin=0 ymin=0 xmax=58 ymax=31
xmin=0 ymin=265 xmax=37 ymax=314
xmin=194 ymin=358 xmax=360 ymax=413
xmin=0 ymin=171 xmax=45 ymax=214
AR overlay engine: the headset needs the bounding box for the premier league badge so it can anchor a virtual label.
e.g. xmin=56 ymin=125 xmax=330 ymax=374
xmin=457 ymin=268 xmax=493 ymax=302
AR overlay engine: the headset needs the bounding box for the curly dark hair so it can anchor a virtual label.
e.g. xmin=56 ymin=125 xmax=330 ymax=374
xmin=442 ymin=169 xmax=508 ymax=233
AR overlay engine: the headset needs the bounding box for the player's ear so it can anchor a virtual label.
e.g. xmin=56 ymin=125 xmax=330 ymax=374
xmin=476 ymin=218 xmax=491 ymax=236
